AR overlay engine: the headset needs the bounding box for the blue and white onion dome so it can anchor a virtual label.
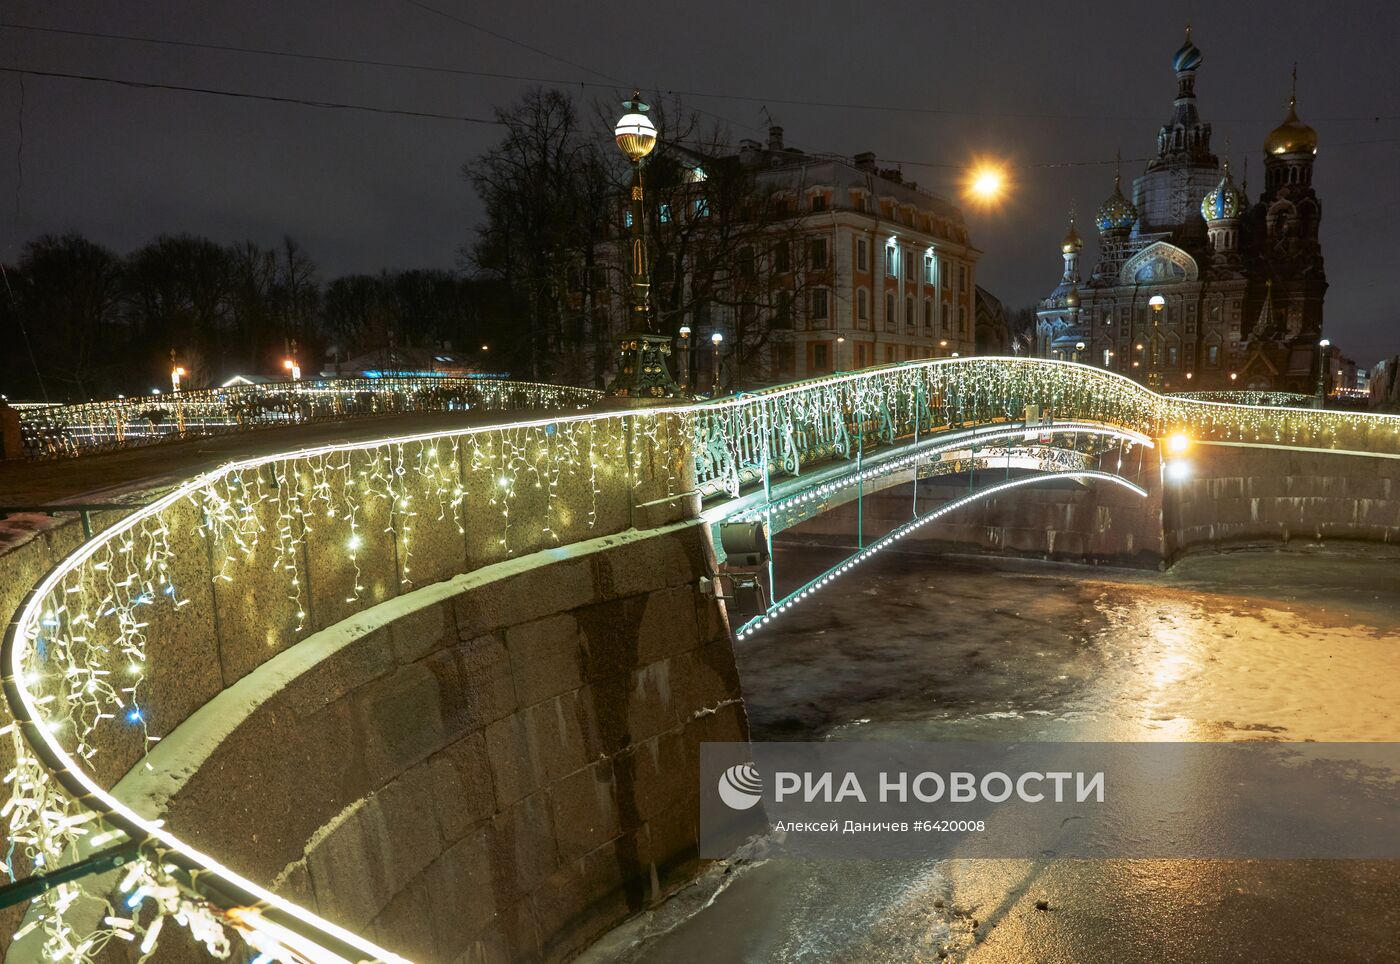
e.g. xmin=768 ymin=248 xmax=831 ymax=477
xmin=1201 ymin=161 xmax=1243 ymax=222
xmin=1172 ymin=26 xmax=1202 ymax=72
xmin=1095 ymin=174 xmax=1138 ymax=233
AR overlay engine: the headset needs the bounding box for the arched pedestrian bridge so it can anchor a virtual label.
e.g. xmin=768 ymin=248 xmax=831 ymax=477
xmin=4 ymin=358 xmax=1399 ymax=962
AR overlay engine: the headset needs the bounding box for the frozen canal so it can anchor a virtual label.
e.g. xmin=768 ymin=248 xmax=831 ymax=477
xmin=583 ymin=544 xmax=1400 ymax=963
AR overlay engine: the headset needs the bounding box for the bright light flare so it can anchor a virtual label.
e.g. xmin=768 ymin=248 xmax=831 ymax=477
xmin=1165 ymin=432 xmax=1191 ymax=455
xmin=1166 ymin=459 xmax=1192 ymax=482
xmin=964 ymin=161 xmax=1009 ymax=206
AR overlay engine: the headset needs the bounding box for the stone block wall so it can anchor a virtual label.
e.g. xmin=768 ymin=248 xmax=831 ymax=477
xmin=96 ymin=521 xmax=745 ymax=963
xmin=1163 ymin=442 xmax=1400 ymax=556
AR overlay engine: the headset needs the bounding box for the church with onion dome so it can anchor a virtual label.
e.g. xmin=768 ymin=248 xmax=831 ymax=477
xmin=1035 ymin=27 xmax=1328 ymax=394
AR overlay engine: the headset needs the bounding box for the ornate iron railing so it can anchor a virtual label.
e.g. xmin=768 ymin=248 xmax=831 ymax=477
xmin=692 ymin=358 xmax=1400 ymax=498
xmin=15 ymin=377 xmax=605 ymax=459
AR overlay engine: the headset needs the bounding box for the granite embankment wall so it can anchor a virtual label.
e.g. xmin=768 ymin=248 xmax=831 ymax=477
xmin=786 ymin=443 xmax=1400 ymax=568
xmin=1164 ymin=443 xmax=1400 ymax=555
xmin=109 ymin=521 xmax=742 ymax=963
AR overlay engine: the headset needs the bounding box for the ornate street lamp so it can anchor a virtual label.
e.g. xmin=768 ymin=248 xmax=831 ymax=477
xmin=607 ymin=91 xmax=679 ymax=399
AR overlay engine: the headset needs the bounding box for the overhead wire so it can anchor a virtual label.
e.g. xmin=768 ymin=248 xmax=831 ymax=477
xmin=0 ymin=65 xmax=503 ymax=125
xmin=2 ymin=19 xmax=1397 ymax=127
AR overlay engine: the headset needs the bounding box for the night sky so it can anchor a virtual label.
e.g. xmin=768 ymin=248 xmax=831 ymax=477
xmin=2 ymin=1 xmax=1397 ymax=362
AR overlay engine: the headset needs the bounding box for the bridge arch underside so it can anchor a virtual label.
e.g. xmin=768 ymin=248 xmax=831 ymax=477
xmin=707 ymin=429 xmax=1400 ymax=641
xmin=704 ymin=422 xmax=1157 ymax=638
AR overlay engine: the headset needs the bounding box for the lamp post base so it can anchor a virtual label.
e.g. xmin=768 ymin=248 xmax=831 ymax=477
xmin=608 ymin=331 xmax=679 ymax=398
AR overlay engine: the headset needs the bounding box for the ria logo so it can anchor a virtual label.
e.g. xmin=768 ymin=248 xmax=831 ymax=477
xmin=717 ymin=762 xmax=764 ymax=810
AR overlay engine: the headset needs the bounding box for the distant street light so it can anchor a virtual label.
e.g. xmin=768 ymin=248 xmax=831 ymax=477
xmin=965 ymin=161 xmax=1007 ymax=206
xmin=283 ymin=358 xmax=301 ymax=381
xmin=1147 ymin=295 xmax=1166 ymax=389
xmin=170 ymin=366 xmax=186 ymax=393
xmin=1315 ymin=337 xmax=1332 ymax=407
xmin=711 ymin=331 xmax=723 ymax=395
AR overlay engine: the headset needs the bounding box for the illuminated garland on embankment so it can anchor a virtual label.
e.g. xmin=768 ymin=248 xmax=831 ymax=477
xmin=15 ymin=376 xmax=605 ymax=460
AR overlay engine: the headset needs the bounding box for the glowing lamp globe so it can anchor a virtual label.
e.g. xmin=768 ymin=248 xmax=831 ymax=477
xmin=615 ymin=112 xmax=657 ymax=161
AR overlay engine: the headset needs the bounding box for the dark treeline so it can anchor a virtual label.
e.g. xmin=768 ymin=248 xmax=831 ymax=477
xmin=2 ymin=85 xmax=816 ymax=402
xmin=1 ymin=233 xmax=507 ymax=402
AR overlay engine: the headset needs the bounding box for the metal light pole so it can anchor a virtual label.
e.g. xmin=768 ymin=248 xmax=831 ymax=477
xmin=1147 ymin=294 xmax=1165 ymax=389
xmin=1315 ymin=337 xmax=1331 ymax=408
xmin=607 ymin=91 xmax=678 ymax=398
xmin=678 ymin=325 xmax=692 ymax=392
xmin=711 ymin=331 xmax=723 ymax=395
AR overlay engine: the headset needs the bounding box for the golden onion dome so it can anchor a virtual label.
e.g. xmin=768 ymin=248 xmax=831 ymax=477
xmin=1061 ymin=216 xmax=1082 ymax=254
xmin=1095 ymin=174 xmax=1138 ymax=233
xmin=1064 ymin=284 xmax=1080 ymax=308
xmin=1201 ymin=160 xmax=1243 ymax=222
xmin=1264 ymin=97 xmax=1317 ymax=156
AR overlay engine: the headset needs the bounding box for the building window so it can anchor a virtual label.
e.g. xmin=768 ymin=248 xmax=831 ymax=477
xmin=904 ymin=249 xmax=915 ymax=280
xmin=737 ymin=246 xmax=755 ymax=279
xmin=857 ymin=288 xmax=869 ymax=325
xmin=959 ymin=265 xmax=968 ymax=292
xmin=623 ymin=210 xmax=633 ymax=228
xmin=773 ymin=342 xmax=796 ymax=378
xmin=810 ymin=193 xmax=827 ymax=212
xmin=905 ymin=296 xmax=915 ymax=330
xmin=658 ymin=203 xmax=671 ymax=223
xmin=775 ymin=292 xmax=793 ymax=329
xmin=808 ymin=288 xmax=830 ymax=325
xmin=1167 ymin=344 xmax=1179 ymax=368
xmin=809 ymin=237 xmax=829 ymax=270
xmin=885 ymin=292 xmax=896 ymax=332
xmin=942 ymin=303 xmax=951 ymax=331
xmin=924 ymin=254 xmax=935 ymax=285
xmin=885 ymin=244 xmax=898 ymax=278
xmin=857 ymin=238 xmax=869 ymax=272
xmin=774 ymin=241 xmax=792 ymax=273
xmin=958 ymin=305 xmax=967 ymax=334
xmin=941 ymin=259 xmax=950 ymax=288
xmin=812 ymin=342 xmax=831 ymax=372
xmin=885 ymin=344 xmax=897 ymax=364
xmin=693 ymin=197 xmax=710 ymax=218
xmin=1207 ymin=344 xmax=1220 ymax=367
xmin=923 ymin=298 xmax=933 ymax=331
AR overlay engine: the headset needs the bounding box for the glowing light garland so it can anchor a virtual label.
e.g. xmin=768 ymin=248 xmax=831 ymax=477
xmin=3 ymin=408 xmax=679 ymax=962
xmin=694 ymin=358 xmax=1400 ymax=500
xmin=5 ymin=355 xmax=1399 ymax=962
xmin=15 ymin=377 xmax=604 ymax=460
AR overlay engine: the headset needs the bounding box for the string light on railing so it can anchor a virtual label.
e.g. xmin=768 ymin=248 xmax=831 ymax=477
xmin=3 ymin=406 xmax=680 ymax=961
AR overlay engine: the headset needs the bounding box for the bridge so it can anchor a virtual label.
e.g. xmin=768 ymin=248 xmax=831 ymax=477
xmin=3 ymin=357 xmax=1399 ymax=962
